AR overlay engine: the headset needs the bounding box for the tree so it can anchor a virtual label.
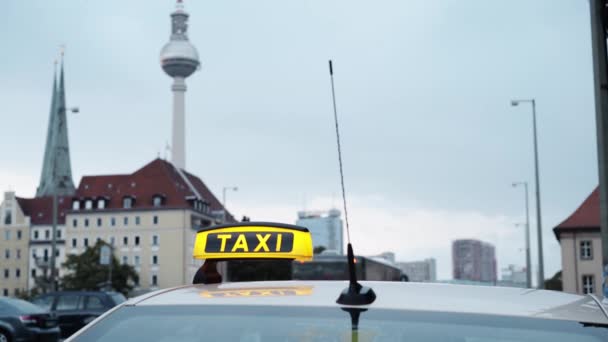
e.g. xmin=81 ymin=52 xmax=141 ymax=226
xmin=544 ymin=270 xmax=562 ymax=291
xmin=313 ymin=246 xmax=326 ymax=255
xmin=60 ymin=240 xmax=138 ymax=296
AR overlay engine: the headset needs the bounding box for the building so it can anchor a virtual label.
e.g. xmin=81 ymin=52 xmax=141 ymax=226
xmin=553 ymin=187 xmax=603 ymax=295
xmin=160 ymin=0 xmax=200 ymax=170
xmin=65 ymin=158 xmax=232 ymax=291
xmin=397 ymin=258 xmax=437 ymax=282
xmin=499 ymin=264 xmax=527 ymax=288
xmin=296 ymin=209 xmax=343 ymax=254
xmin=373 ymin=251 xmax=396 ymax=263
xmin=452 ymin=239 xmax=496 ymax=283
xmin=0 ymin=192 xmax=30 ymax=297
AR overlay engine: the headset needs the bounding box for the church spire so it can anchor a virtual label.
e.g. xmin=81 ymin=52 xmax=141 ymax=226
xmin=36 ymin=54 xmax=76 ymax=197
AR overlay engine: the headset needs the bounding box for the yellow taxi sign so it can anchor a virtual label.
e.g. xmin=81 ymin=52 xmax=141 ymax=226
xmin=193 ymin=222 xmax=313 ymax=261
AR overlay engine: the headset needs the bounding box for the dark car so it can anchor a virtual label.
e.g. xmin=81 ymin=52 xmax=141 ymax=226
xmin=32 ymin=291 xmax=125 ymax=338
xmin=0 ymin=297 xmax=60 ymax=342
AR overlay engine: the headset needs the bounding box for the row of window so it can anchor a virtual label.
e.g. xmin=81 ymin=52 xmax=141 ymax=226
xmin=120 ymin=254 xmax=159 ymax=266
xmin=73 ymin=215 xmax=159 ymax=228
xmin=73 ymin=196 xmax=165 ymax=211
xmin=4 ymin=248 xmax=21 ymax=260
xmin=2 ymin=229 xmax=23 ymax=241
xmin=2 ymin=288 xmax=21 ymax=297
xmin=32 ymin=248 xmax=61 ymax=261
xmin=71 ymin=235 xmax=159 ymax=248
xmin=3 ymin=268 xmax=21 ymax=279
xmin=32 ymin=229 xmax=61 ymax=241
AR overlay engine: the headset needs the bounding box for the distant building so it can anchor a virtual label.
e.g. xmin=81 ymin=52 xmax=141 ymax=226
xmin=553 ymin=187 xmax=603 ymax=295
xmin=499 ymin=264 xmax=527 ymax=288
xmin=296 ymin=209 xmax=343 ymax=255
xmin=0 ymin=192 xmax=31 ymax=297
xmin=397 ymin=258 xmax=437 ymax=282
xmin=374 ymin=251 xmax=396 ymax=263
xmin=452 ymin=239 xmax=496 ymax=283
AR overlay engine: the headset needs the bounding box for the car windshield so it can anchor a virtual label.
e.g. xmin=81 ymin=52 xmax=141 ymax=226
xmin=110 ymin=293 xmax=126 ymax=305
xmin=71 ymin=305 xmax=608 ymax=342
xmin=3 ymin=298 xmax=46 ymax=314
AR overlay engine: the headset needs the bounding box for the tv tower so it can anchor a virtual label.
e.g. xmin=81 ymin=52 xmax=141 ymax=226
xmin=160 ymin=0 xmax=200 ymax=170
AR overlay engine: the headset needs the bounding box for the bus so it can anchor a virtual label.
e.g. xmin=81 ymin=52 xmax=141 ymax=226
xmin=292 ymin=254 xmax=408 ymax=281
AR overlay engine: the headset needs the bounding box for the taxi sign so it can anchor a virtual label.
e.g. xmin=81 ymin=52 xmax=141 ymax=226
xmin=193 ymin=222 xmax=313 ymax=261
xmin=199 ymin=286 xmax=313 ymax=298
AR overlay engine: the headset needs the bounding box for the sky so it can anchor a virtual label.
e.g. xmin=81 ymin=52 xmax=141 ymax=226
xmin=0 ymin=0 xmax=599 ymax=282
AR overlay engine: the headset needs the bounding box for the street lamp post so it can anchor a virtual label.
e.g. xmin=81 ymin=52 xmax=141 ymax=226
xmin=511 ymin=99 xmax=544 ymax=288
xmin=513 ymin=181 xmax=532 ymax=289
xmin=222 ymin=186 xmax=238 ymax=223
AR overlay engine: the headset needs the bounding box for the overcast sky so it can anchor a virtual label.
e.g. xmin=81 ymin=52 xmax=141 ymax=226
xmin=0 ymin=0 xmax=599 ymax=281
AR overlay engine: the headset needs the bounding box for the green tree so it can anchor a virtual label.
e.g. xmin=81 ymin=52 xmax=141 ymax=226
xmin=60 ymin=240 xmax=138 ymax=296
xmin=544 ymin=270 xmax=562 ymax=291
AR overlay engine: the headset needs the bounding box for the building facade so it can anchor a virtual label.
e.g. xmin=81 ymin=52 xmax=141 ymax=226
xmin=452 ymin=239 xmax=496 ymax=283
xmin=499 ymin=264 xmax=527 ymax=288
xmin=553 ymin=187 xmax=603 ymax=296
xmin=64 ymin=158 xmax=232 ymax=292
xmin=0 ymin=192 xmax=30 ymax=297
xmin=397 ymin=258 xmax=437 ymax=282
xmin=296 ymin=209 xmax=343 ymax=254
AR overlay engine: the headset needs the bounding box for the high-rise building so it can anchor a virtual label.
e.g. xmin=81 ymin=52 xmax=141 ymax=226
xmin=296 ymin=209 xmax=343 ymax=255
xmin=397 ymin=258 xmax=437 ymax=282
xmin=160 ymin=0 xmax=200 ymax=170
xmin=452 ymin=239 xmax=496 ymax=283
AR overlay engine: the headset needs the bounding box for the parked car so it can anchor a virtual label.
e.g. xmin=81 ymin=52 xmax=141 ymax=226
xmin=0 ymin=296 xmax=60 ymax=342
xmin=32 ymin=291 xmax=126 ymax=338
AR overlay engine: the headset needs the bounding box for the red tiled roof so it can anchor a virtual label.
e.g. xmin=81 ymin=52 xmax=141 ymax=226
xmin=553 ymin=186 xmax=600 ymax=239
xmin=73 ymin=158 xmax=234 ymax=220
xmin=16 ymin=196 xmax=71 ymax=225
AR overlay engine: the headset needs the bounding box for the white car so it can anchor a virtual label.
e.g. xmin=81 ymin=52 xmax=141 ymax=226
xmin=65 ymin=223 xmax=608 ymax=342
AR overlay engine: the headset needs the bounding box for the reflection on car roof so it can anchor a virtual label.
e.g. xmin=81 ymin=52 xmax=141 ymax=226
xmin=125 ymin=281 xmax=608 ymax=325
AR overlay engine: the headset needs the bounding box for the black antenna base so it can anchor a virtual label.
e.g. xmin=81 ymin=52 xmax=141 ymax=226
xmin=336 ymin=243 xmax=377 ymax=305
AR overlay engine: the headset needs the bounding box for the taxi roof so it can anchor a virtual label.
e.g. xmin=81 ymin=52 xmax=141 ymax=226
xmin=126 ymin=281 xmax=608 ymax=325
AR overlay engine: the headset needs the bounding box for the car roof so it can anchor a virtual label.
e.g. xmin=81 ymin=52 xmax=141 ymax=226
xmin=125 ymin=281 xmax=608 ymax=325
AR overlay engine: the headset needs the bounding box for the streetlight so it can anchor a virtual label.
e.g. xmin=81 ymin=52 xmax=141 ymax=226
xmin=222 ymin=186 xmax=238 ymax=223
xmin=512 ymin=181 xmax=532 ymax=289
xmin=50 ymin=105 xmax=79 ymax=291
xmin=511 ymin=99 xmax=545 ymax=288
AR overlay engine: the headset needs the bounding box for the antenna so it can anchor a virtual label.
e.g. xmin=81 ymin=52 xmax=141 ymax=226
xmin=329 ymin=60 xmax=376 ymax=306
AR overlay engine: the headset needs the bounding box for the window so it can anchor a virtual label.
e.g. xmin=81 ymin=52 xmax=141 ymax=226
xmin=135 ymin=236 xmax=140 ymax=246
xmin=17 ymin=230 xmax=21 ymax=240
xmin=135 ymin=216 xmax=140 ymax=225
xmin=31 ymin=269 xmax=36 ymax=278
xmin=32 ymin=296 xmax=53 ymax=311
xmin=72 ymin=219 xmax=77 ymax=227
xmin=110 ymin=237 xmax=115 ymax=246
xmin=86 ymin=296 xmax=105 ymax=310
xmin=153 ymin=216 xmax=159 ymax=225
xmin=3 ymin=211 xmax=11 ymax=225
xmin=16 ymin=249 xmax=20 ymax=259
xmin=34 ymin=230 xmax=39 ymax=239
xmin=85 ymin=219 xmax=89 ymax=227
xmin=123 ymin=197 xmax=133 ymax=209
xmin=111 ymin=217 xmax=116 ymax=226
xmin=124 ymin=217 xmax=128 ymax=225
xmin=122 ymin=256 xmax=128 ymax=265
xmin=3 ymin=269 xmax=8 ymax=278
xmin=15 ymin=268 xmax=20 ymax=278
xmin=123 ymin=237 xmax=128 ymax=246
xmin=72 ymin=238 xmax=77 ymax=247
xmin=4 ymin=230 xmax=10 ymax=240
xmin=56 ymin=295 xmax=82 ymax=311
xmin=152 ymin=235 xmax=159 ymax=246
xmin=580 ymin=240 xmax=593 ymax=260
xmin=153 ymin=196 xmax=163 ymax=207
xmin=45 ymin=230 xmax=50 ymax=239
xmin=4 ymin=249 xmax=9 ymax=259
xmin=43 ymin=249 xmax=48 ymax=262
xmin=85 ymin=200 xmax=93 ymax=210
xmin=152 ymin=275 xmax=158 ymax=286
xmin=98 ymin=199 xmax=106 ymax=209
xmin=57 ymin=230 xmax=61 ymax=239
xmin=97 ymin=218 xmax=102 ymax=227
xmin=134 ymin=255 xmax=140 ymax=266
xmin=2 ymin=289 xmax=7 ymax=296
xmin=73 ymin=200 xmax=80 ymax=210
xmin=582 ymin=275 xmax=594 ymax=294
xmin=84 ymin=238 xmax=89 ymax=247
xmin=32 ymin=249 xmax=37 ymax=259
xmin=55 ymin=249 xmax=60 ymax=257
xmin=152 ymin=255 xmax=158 ymax=265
